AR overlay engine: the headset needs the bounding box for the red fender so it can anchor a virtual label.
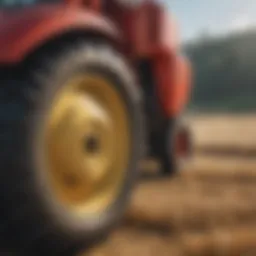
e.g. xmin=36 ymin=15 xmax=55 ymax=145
xmin=170 ymin=55 xmax=193 ymax=115
xmin=154 ymin=53 xmax=192 ymax=117
xmin=0 ymin=5 xmax=120 ymax=64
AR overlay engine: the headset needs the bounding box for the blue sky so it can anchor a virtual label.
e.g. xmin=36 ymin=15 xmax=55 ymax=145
xmin=164 ymin=0 xmax=256 ymax=42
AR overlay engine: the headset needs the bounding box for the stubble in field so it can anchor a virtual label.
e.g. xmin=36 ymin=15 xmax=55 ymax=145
xmin=86 ymin=115 xmax=256 ymax=256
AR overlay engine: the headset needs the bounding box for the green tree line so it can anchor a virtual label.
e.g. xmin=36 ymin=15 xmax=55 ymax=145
xmin=184 ymin=28 xmax=256 ymax=113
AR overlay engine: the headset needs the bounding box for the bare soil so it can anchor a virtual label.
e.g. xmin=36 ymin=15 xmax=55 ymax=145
xmin=85 ymin=115 xmax=256 ymax=256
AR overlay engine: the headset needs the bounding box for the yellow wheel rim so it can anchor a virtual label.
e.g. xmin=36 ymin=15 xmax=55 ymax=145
xmin=44 ymin=75 xmax=130 ymax=216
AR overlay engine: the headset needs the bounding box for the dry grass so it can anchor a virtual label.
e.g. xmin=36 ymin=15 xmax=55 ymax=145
xmin=86 ymin=115 xmax=256 ymax=256
xmin=188 ymin=114 xmax=256 ymax=154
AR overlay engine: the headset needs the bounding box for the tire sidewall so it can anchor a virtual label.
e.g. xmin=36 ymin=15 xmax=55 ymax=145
xmin=25 ymin=44 xmax=144 ymax=246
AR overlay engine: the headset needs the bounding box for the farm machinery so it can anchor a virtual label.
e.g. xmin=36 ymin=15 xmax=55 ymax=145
xmin=0 ymin=0 xmax=192 ymax=255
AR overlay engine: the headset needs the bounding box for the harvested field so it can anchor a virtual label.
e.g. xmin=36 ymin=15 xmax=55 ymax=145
xmin=86 ymin=115 xmax=256 ymax=256
xmin=189 ymin=114 xmax=256 ymax=157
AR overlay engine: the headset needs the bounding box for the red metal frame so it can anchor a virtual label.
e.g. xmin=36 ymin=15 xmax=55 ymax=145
xmin=104 ymin=1 xmax=192 ymax=117
xmin=154 ymin=53 xmax=192 ymax=117
xmin=0 ymin=3 xmax=119 ymax=63
xmin=0 ymin=0 xmax=192 ymax=118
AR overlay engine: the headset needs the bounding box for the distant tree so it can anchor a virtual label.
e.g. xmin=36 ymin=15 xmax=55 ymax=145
xmin=185 ymin=28 xmax=256 ymax=113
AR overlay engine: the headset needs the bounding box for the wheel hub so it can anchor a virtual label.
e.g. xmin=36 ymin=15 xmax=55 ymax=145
xmin=85 ymin=135 xmax=100 ymax=154
xmin=43 ymin=75 xmax=130 ymax=216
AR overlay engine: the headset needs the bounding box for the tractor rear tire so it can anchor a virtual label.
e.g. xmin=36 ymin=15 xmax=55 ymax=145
xmin=0 ymin=43 xmax=144 ymax=255
xmin=160 ymin=118 xmax=192 ymax=176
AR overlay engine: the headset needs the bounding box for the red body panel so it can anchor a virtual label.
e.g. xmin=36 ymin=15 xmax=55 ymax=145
xmin=130 ymin=4 xmax=179 ymax=57
xmin=0 ymin=0 xmax=192 ymax=117
xmin=104 ymin=2 xmax=179 ymax=56
xmin=112 ymin=2 xmax=189 ymax=117
xmin=0 ymin=4 xmax=119 ymax=63
xmin=103 ymin=1 xmax=191 ymax=116
xmin=154 ymin=54 xmax=192 ymax=117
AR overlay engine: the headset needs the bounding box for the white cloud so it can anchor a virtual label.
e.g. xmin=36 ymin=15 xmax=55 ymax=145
xmin=206 ymin=14 xmax=256 ymax=39
xmin=228 ymin=14 xmax=254 ymax=32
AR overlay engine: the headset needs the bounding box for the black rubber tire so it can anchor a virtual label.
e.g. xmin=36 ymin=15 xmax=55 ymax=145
xmin=160 ymin=118 xmax=192 ymax=176
xmin=0 ymin=43 xmax=144 ymax=255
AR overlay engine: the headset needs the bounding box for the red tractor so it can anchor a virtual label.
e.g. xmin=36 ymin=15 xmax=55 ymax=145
xmin=0 ymin=0 xmax=192 ymax=255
